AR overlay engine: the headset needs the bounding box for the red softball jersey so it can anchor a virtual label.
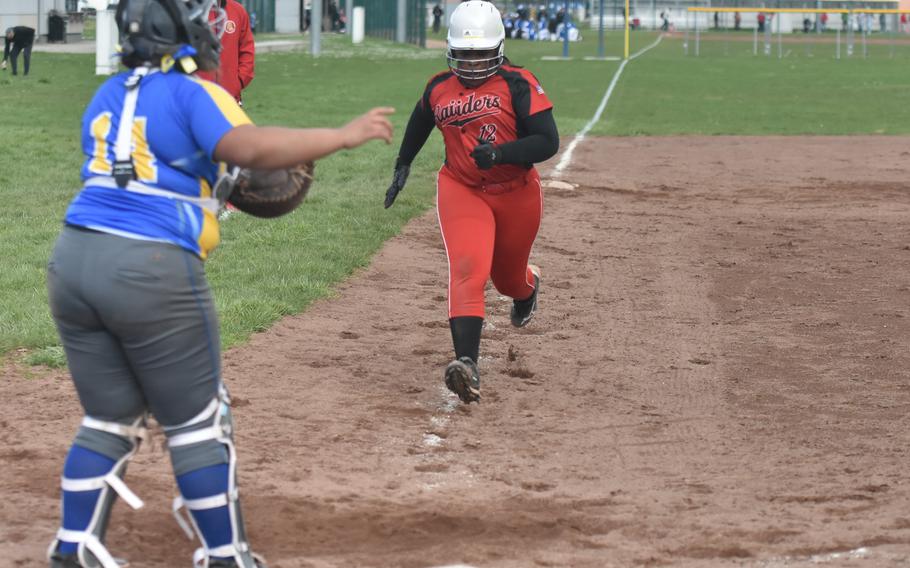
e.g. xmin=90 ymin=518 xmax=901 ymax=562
xmin=420 ymin=65 xmax=554 ymax=186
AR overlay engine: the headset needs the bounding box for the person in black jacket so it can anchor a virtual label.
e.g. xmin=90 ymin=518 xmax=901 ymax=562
xmin=2 ymin=26 xmax=36 ymax=76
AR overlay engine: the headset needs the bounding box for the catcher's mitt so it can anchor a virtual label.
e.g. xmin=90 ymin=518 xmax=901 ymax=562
xmin=227 ymin=162 xmax=315 ymax=218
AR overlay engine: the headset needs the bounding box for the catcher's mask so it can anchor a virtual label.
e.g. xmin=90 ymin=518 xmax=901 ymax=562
xmin=117 ymin=0 xmax=225 ymax=71
xmin=446 ymin=0 xmax=505 ymax=84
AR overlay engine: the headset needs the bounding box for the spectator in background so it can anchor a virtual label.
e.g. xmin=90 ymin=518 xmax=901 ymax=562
xmin=880 ymin=13 xmax=887 ymax=33
xmin=329 ymin=0 xmax=340 ymax=32
xmin=250 ymin=10 xmax=257 ymax=33
xmin=433 ymin=3 xmax=444 ymax=33
xmin=198 ymin=0 xmax=254 ymax=104
xmin=734 ymin=11 xmax=741 ymax=30
xmin=757 ymin=12 xmax=766 ymax=32
xmin=714 ymin=11 xmax=719 ymax=29
xmin=841 ymin=11 xmax=848 ymax=30
xmin=548 ymin=11 xmax=559 ymax=34
xmin=2 ymin=26 xmax=35 ymax=76
xmin=901 ymin=13 xmax=907 ymax=33
xmin=819 ymin=12 xmax=827 ymax=32
xmin=338 ymin=7 xmax=347 ymax=32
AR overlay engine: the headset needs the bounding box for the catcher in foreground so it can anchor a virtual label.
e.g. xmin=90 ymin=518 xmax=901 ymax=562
xmin=45 ymin=1 xmax=391 ymax=567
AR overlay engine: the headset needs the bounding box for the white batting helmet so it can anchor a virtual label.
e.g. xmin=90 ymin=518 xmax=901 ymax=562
xmin=446 ymin=1 xmax=506 ymax=82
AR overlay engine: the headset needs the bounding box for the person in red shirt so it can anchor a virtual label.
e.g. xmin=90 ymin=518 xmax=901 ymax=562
xmin=198 ymin=0 xmax=254 ymax=103
xmin=384 ymin=0 xmax=559 ymax=404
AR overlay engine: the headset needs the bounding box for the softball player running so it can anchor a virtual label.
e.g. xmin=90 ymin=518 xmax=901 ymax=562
xmin=384 ymin=1 xmax=559 ymax=403
xmin=46 ymin=1 xmax=392 ymax=566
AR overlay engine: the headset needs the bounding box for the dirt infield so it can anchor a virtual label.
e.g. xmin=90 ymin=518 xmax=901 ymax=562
xmin=3 ymin=136 xmax=910 ymax=567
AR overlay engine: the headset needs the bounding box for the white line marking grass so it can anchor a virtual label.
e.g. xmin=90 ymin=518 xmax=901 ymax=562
xmin=552 ymin=35 xmax=664 ymax=177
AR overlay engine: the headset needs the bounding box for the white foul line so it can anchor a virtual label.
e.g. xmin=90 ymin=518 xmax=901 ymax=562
xmin=552 ymin=35 xmax=664 ymax=177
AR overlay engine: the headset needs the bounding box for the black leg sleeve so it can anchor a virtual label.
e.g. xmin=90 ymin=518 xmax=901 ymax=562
xmin=449 ymin=316 xmax=484 ymax=364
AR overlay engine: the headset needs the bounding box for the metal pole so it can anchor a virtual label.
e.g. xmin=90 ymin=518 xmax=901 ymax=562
xmin=311 ymin=0 xmax=322 ymax=57
xmin=836 ymin=27 xmax=840 ymax=59
xmin=862 ymin=18 xmax=867 ymax=58
xmin=685 ymin=11 xmax=689 ymax=55
xmin=695 ymin=12 xmax=700 ymax=56
xmin=764 ymin=12 xmax=771 ymax=56
xmin=346 ymin=0 xmax=353 ymax=34
xmin=847 ymin=11 xmax=853 ymax=57
xmin=396 ymin=0 xmax=407 ymax=43
xmin=815 ymin=0 xmax=822 ymax=35
xmin=777 ymin=11 xmax=782 ymax=58
xmin=754 ymin=20 xmax=758 ymax=54
xmin=563 ymin=0 xmax=570 ymax=58
xmin=624 ymin=0 xmax=630 ymax=58
xmin=598 ymin=0 xmax=605 ymax=58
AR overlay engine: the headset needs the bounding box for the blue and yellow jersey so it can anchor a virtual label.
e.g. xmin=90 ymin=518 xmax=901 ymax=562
xmin=66 ymin=70 xmax=252 ymax=259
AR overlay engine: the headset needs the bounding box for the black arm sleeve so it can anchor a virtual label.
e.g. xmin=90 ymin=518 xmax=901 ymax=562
xmin=3 ymin=38 xmax=10 ymax=62
xmin=496 ymin=109 xmax=560 ymax=167
xmin=396 ymin=101 xmax=435 ymax=167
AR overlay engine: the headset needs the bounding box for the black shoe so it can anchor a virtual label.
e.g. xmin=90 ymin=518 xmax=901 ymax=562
xmin=445 ymin=357 xmax=481 ymax=403
xmin=207 ymin=553 xmax=268 ymax=567
xmin=510 ymin=265 xmax=541 ymax=328
xmin=48 ymin=552 xmax=82 ymax=568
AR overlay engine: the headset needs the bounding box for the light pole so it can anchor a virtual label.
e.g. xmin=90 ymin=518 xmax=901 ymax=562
xmin=311 ymin=0 xmax=322 ymax=57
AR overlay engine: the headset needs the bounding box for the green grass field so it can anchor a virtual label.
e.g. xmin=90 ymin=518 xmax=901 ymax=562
xmin=601 ymin=35 xmax=910 ymax=135
xmin=1 ymin=30 xmax=908 ymax=366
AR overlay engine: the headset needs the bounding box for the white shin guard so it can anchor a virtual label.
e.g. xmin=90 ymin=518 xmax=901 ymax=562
xmin=47 ymin=415 xmax=147 ymax=568
xmin=166 ymin=388 xmax=261 ymax=568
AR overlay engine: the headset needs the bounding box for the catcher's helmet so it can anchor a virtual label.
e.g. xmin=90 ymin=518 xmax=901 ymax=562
xmin=116 ymin=0 xmax=224 ymax=71
xmin=446 ymin=0 xmax=506 ymax=83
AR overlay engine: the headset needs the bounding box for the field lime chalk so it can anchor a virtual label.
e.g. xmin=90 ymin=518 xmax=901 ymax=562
xmin=552 ymin=35 xmax=663 ymax=177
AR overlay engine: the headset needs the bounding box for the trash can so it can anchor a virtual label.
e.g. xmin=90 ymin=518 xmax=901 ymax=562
xmin=48 ymin=11 xmax=67 ymax=43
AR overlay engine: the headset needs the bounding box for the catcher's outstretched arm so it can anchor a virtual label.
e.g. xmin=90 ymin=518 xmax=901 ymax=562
xmin=214 ymin=107 xmax=394 ymax=169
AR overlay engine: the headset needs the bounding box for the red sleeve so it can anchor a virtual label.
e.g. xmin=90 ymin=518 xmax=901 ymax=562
xmin=237 ymin=9 xmax=255 ymax=89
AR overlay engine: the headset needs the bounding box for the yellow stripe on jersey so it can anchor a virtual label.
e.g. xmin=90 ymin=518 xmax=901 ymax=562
xmin=197 ymin=177 xmax=219 ymax=259
xmin=189 ymin=76 xmax=253 ymax=127
xmin=198 ymin=208 xmax=220 ymax=260
xmin=88 ymin=112 xmax=113 ymax=175
xmin=131 ymin=117 xmax=158 ymax=183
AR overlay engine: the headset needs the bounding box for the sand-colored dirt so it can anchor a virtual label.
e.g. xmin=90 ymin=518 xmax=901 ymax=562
xmin=3 ymin=136 xmax=910 ymax=567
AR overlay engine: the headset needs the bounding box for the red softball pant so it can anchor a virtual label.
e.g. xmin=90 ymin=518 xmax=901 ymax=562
xmin=436 ymin=167 xmax=543 ymax=319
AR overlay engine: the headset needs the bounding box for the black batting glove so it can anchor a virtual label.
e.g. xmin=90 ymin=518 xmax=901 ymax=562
xmin=470 ymin=137 xmax=501 ymax=170
xmin=384 ymin=158 xmax=410 ymax=209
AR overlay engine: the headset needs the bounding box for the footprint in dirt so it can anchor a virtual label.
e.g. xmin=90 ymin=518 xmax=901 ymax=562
xmin=506 ymin=345 xmax=536 ymax=379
